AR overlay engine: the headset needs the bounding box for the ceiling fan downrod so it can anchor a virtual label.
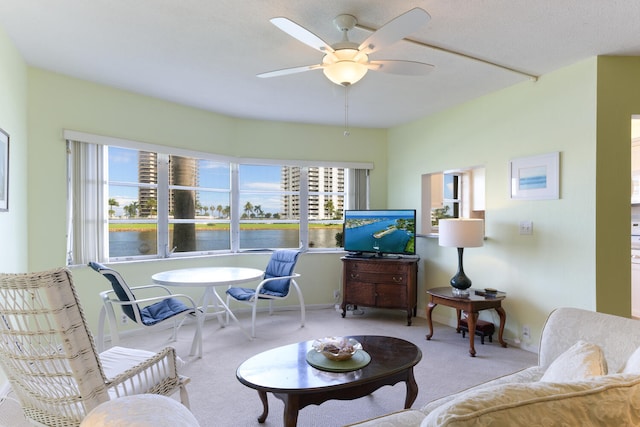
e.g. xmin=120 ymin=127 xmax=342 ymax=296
xmin=344 ymin=84 xmax=350 ymax=137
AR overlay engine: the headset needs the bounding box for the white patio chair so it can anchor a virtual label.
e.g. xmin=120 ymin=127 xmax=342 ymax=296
xmin=89 ymin=262 xmax=203 ymax=358
xmin=0 ymin=268 xmax=191 ymax=427
xmin=226 ymin=249 xmax=305 ymax=337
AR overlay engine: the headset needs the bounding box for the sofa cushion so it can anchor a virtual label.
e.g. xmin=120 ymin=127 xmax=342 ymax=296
xmin=420 ymin=366 xmax=545 ymax=415
xmin=540 ymin=340 xmax=607 ymax=382
xmin=343 ymin=410 xmax=427 ymax=427
xmin=420 ymin=374 xmax=640 ymax=427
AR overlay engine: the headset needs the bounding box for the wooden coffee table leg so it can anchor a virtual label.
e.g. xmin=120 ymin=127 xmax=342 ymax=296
xmin=282 ymin=394 xmax=300 ymax=427
xmin=425 ymin=302 xmax=437 ymax=340
xmin=257 ymin=390 xmax=269 ymax=423
xmin=404 ymin=368 xmax=419 ymax=409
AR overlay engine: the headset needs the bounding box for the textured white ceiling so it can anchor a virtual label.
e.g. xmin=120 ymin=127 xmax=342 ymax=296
xmin=1 ymin=0 xmax=640 ymax=128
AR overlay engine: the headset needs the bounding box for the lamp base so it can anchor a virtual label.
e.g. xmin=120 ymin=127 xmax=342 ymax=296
xmin=450 ymin=247 xmax=472 ymax=297
xmin=450 ymin=269 xmax=472 ymax=297
xmin=452 ymin=287 xmax=470 ymax=297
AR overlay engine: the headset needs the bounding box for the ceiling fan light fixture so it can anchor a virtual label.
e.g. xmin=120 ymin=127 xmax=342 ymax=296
xmin=322 ymin=49 xmax=368 ymax=86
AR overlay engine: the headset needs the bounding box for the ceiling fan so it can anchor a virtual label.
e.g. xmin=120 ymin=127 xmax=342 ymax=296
xmin=258 ymin=8 xmax=434 ymax=87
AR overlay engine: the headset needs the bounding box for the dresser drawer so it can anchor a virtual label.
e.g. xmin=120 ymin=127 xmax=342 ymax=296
xmin=346 ymin=270 xmax=407 ymax=285
xmin=346 ymin=261 xmax=409 ymax=275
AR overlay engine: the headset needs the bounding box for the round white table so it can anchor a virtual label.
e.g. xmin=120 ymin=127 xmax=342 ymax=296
xmin=152 ymin=267 xmax=264 ymax=340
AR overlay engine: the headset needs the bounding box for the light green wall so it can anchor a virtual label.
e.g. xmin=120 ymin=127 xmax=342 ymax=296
xmin=388 ymin=58 xmax=599 ymax=349
xmin=0 ymin=28 xmax=28 ymax=273
xmin=0 ymin=26 xmax=28 ymax=388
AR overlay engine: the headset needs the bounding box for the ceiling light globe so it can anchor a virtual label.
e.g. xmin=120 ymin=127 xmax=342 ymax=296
xmin=322 ymin=49 xmax=368 ymax=86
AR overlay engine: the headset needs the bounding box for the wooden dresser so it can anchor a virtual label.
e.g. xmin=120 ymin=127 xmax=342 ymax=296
xmin=340 ymin=256 xmax=419 ymax=325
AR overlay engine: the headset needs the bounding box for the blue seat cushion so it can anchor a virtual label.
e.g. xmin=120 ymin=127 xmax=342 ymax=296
xmin=226 ymin=287 xmax=256 ymax=301
xmin=140 ymin=298 xmax=191 ymax=326
xmin=226 ymin=286 xmax=287 ymax=301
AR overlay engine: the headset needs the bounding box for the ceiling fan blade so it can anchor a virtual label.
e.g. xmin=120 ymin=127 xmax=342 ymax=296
xmin=270 ymin=17 xmax=334 ymax=53
xmin=358 ymin=8 xmax=430 ymax=55
xmin=368 ymin=60 xmax=434 ymax=76
xmin=257 ymin=64 xmax=323 ymax=78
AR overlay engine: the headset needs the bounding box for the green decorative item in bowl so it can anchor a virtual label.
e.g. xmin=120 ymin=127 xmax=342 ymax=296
xmin=312 ymin=337 xmax=362 ymax=361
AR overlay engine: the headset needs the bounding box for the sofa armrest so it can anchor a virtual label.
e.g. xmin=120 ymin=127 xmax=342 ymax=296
xmin=421 ymin=374 xmax=640 ymax=427
xmin=539 ymin=307 xmax=640 ymax=372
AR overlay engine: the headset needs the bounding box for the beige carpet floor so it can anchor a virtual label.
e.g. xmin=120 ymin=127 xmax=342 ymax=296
xmin=119 ymin=306 xmax=537 ymax=427
xmin=0 ymin=306 xmax=538 ymax=426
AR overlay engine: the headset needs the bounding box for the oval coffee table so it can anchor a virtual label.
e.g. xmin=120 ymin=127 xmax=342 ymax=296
xmin=236 ymin=335 xmax=422 ymax=427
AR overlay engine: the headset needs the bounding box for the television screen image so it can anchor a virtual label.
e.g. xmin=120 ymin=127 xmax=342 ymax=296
xmin=343 ymin=209 xmax=416 ymax=256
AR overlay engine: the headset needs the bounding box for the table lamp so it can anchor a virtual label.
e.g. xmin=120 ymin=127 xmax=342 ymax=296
xmin=438 ymin=218 xmax=484 ymax=296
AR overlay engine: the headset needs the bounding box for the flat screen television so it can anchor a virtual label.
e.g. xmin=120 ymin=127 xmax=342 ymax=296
xmin=343 ymin=209 xmax=416 ymax=257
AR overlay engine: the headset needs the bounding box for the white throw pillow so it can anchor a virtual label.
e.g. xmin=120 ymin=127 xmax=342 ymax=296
xmin=540 ymin=340 xmax=607 ymax=382
xmin=621 ymin=346 xmax=640 ymax=374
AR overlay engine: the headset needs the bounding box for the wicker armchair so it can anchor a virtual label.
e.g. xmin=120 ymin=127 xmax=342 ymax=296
xmin=0 ymin=268 xmax=191 ymax=427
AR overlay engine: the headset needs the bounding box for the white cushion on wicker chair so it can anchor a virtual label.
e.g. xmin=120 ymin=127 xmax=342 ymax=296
xmin=100 ymin=346 xmax=186 ymax=398
xmin=80 ymin=394 xmax=200 ymax=426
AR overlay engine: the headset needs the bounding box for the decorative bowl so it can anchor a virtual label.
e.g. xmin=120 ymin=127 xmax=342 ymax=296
xmin=312 ymin=337 xmax=362 ymax=361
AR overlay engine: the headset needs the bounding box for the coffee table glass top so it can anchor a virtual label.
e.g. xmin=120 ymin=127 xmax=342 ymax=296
xmin=236 ymin=335 xmax=421 ymax=392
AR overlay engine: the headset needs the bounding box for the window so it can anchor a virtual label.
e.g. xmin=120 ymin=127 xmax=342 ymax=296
xmin=421 ymin=167 xmax=485 ymax=235
xmin=307 ymin=166 xmax=345 ymax=249
xmin=106 ymin=148 xmax=232 ymax=260
xmin=65 ymin=131 xmax=370 ymax=264
xmin=238 ymin=164 xmax=301 ymax=250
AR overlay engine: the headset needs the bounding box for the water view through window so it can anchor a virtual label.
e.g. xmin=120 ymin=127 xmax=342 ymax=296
xmin=108 ymin=227 xmax=341 ymax=257
xmin=107 ymin=147 xmax=346 ymax=259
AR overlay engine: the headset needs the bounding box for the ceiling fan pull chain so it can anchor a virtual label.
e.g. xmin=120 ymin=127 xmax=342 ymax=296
xmin=344 ymin=84 xmax=350 ymax=137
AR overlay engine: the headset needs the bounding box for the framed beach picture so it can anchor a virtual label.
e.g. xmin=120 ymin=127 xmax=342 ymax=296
xmin=0 ymin=128 xmax=8 ymax=211
xmin=509 ymin=152 xmax=559 ymax=200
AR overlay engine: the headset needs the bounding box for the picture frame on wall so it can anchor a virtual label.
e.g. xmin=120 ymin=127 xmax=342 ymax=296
xmin=0 ymin=128 xmax=8 ymax=211
xmin=509 ymin=151 xmax=560 ymax=200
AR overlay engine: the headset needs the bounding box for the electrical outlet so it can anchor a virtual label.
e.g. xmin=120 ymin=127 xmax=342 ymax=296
xmin=519 ymin=221 xmax=533 ymax=235
xmin=121 ymin=314 xmax=128 ymax=324
xmin=333 ymin=289 xmax=340 ymax=299
xmin=522 ymin=325 xmax=531 ymax=339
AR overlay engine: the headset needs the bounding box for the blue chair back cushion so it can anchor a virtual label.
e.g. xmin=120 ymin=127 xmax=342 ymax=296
xmin=226 ymin=250 xmax=300 ymax=300
xmin=261 ymin=250 xmax=300 ymax=296
xmin=88 ymin=261 xmax=138 ymax=322
xmin=140 ymin=298 xmax=191 ymax=326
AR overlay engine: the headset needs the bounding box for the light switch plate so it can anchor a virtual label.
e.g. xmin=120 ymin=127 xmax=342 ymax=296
xmin=519 ymin=220 xmax=533 ymax=235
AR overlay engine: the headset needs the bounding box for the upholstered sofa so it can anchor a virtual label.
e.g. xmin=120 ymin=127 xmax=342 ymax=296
xmin=349 ymin=307 xmax=640 ymax=426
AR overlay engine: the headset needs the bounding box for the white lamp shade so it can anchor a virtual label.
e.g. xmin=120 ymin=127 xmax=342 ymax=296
xmin=438 ymin=218 xmax=484 ymax=248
